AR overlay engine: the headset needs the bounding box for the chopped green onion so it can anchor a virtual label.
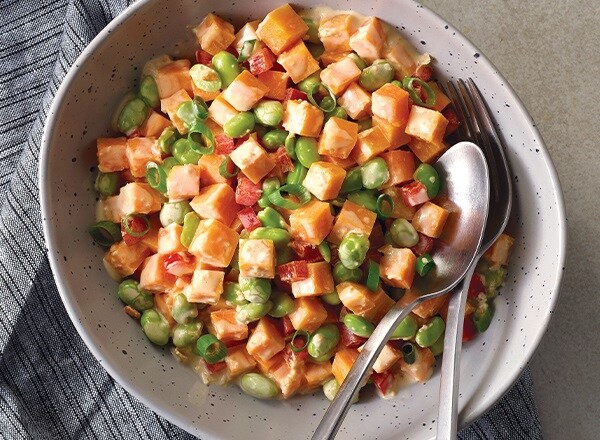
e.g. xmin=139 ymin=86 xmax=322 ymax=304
xmin=402 ymin=77 xmax=436 ymax=108
xmin=188 ymin=122 xmax=215 ymax=155
xmin=94 ymin=172 xmax=119 ymax=197
xmin=402 ymin=342 xmax=416 ymax=364
xmin=366 ymin=260 xmax=380 ymax=291
xmin=88 ymin=221 xmax=121 ymax=246
xmin=318 ymin=241 xmax=331 ymax=263
xmin=121 ymin=213 xmax=150 ymax=237
xmin=157 ymin=126 xmax=179 ymax=154
xmin=416 ymin=253 xmax=435 ymax=276
xmin=267 ymin=184 xmax=311 ymax=209
xmin=376 ymin=193 xmax=394 ymax=218
xmin=176 ymin=97 xmax=209 ymax=127
xmin=194 ymin=334 xmax=228 ymax=364
xmin=308 ymin=82 xmax=336 ymax=113
xmin=138 ymin=76 xmax=160 ymax=108
xmin=238 ymin=39 xmax=256 ymax=62
xmin=146 ymin=162 xmax=167 ymax=193
xmin=219 ymin=157 xmax=240 ymax=178
xmin=189 ymin=64 xmax=222 ymax=92
xmin=290 ymin=329 xmax=311 ymax=352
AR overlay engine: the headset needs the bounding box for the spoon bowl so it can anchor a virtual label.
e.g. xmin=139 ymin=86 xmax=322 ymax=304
xmin=312 ymin=141 xmax=490 ymax=439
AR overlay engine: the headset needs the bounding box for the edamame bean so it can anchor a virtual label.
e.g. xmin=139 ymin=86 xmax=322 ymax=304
xmin=415 ymin=316 xmax=445 ymax=348
xmin=389 ymin=218 xmax=419 ymax=247
xmin=333 ymin=262 xmax=363 ymax=283
xmin=308 ymin=324 xmax=340 ymax=359
xmin=361 ymin=157 xmax=390 ymax=189
xmin=140 ymin=309 xmax=170 ymax=345
xmin=359 ymin=60 xmax=395 ymax=92
xmin=347 ymin=190 xmax=378 ymax=212
xmin=223 ymin=282 xmax=247 ymax=306
xmin=239 ymin=373 xmax=279 ymax=399
xmin=262 ymin=177 xmax=280 ymax=196
xmin=306 ymin=42 xmax=325 ymax=60
xmin=303 ymin=18 xmax=320 ymax=43
xmin=295 ymin=137 xmax=320 ymax=168
xmin=254 ymin=124 xmax=268 ymax=139
xmin=326 ymin=106 xmax=348 ymax=121
xmin=257 ymin=195 xmax=271 ymax=209
xmin=357 ymin=118 xmax=372 ymax=132
xmin=319 ymin=96 xmax=335 ymax=112
xmin=172 ymin=138 xmax=201 ymax=165
xmin=138 ymin=75 xmax=159 ymax=108
xmin=171 ymin=293 xmax=198 ymax=324
xmin=338 ymin=233 xmax=369 ymax=270
xmin=429 ymin=331 xmax=445 ymax=356
xmin=253 ymin=100 xmax=283 ymax=126
xmin=268 ymin=293 xmax=295 ymax=318
xmin=172 ymin=322 xmax=203 ymax=347
xmin=157 ymin=126 xmax=179 ymax=154
xmin=117 ymin=279 xmax=154 ymax=311
xmin=236 ymin=301 xmax=273 ymax=324
xmin=257 ymin=207 xmax=287 ymax=229
xmin=340 ymin=167 xmax=363 ymax=194
xmin=347 ymin=53 xmax=367 ymax=70
xmin=473 ymin=301 xmax=493 ymax=333
xmin=342 ymin=314 xmax=375 ymax=338
xmin=249 ymin=227 xmax=291 ymax=249
xmin=321 ymin=291 xmax=341 ymax=305
xmin=117 ymin=97 xmax=148 ymax=134
xmin=95 ymin=172 xmax=119 ymax=197
xmin=160 ymin=201 xmax=192 ymax=227
xmin=390 ymin=315 xmax=418 ymax=340
xmin=212 ymin=51 xmax=242 ymax=88
xmin=261 ymin=129 xmax=289 ymax=150
xmin=286 ymin=162 xmax=308 ymax=185
xmin=223 ymin=111 xmax=255 ymax=138
xmin=239 ymin=276 xmax=272 ymax=304
xmin=413 ymin=163 xmax=441 ymax=198
xmin=323 ymin=378 xmax=340 ymax=401
xmin=298 ymin=72 xmax=322 ymax=94
xmin=180 ymin=212 xmax=201 ymax=248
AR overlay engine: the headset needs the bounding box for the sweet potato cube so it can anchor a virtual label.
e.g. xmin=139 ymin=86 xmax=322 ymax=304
xmin=188 ymin=219 xmax=239 ymax=267
xmin=288 ymin=297 xmax=327 ymax=332
xmin=304 ymin=362 xmax=333 ymax=389
xmin=223 ymin=70 xmax=269 ymax=111
xmin=225 ymin=346 xmax=256 ymax=377
xmin=103 ymin=241 xmax=150 ymax=279
xmin=338 ymin=83 xmax=371 ymax=120
xmin=351 ymin=125 xmax=391 ymax=165
xmin=321 ymin=153 xmax=357 ymax=170
xmin=116 ymin=182 xmax=162 ymax=217
xmin=319 ymin=51 xmax=351 ymax=66
xmin=140 ymin=216 xmax=161 ymax=253
xmin=320 ymin=57 xmax=361 ymax=96
xmin=291 ymin=261 xmax=334 ymax=297
xmin=186 ymin=268 xmax=224 ymax=304
xmin=160 ymin=88 xmax=192 ymax=134
xmin=154 ymin=59 xmax=193 ymax=99
xmin=302 ymin=161 xmax=346 ymax=201
xmin=233 ymin=21 xmax=261 ymax=54
xmin=208 ymin=93 xmax=239 ymax=127
xmin=428 ymin=82 xmax=451 ymax=112
xmin=484 ymin=233 xmax=515 ymax=266
xmin=229 ymin=137 xmax=276 ymax=184
xmin=332 ymin=348 xmax=359 ymax=385
xmin=166 ymin=165 xmax=201 ymax=200
xmin=318 ymin=116 xmax=358 ymax=159
xmin=372 ymin=115 xmax=411 ymax=149
xmin=97 ymin=137 xmax=128 ymax=173
xmin=210 ymin=308 xmax=248 ymax=342
xmin=372 ymin=83 xmax=410 ymax=127
xmin=277 ymin=40 xmax=320 ymax=84
xmin=256 ymin=4 xmax=309 ymax=55
xmin=407 ymin=137 xmax=448 ymax=163
xmin=405 ymin=105 xmax=449 ymax=144
xmin=412 ymin=201 xmax=449 ymax=238
xmin=349 ymin=17 xmax=385 ymax=64
xmin=318 ymin=14 xmax=354 ymax=53
xmin=282 ymin=99 xmax=324 ymax=138
xmin=289 ymin=199 xmax=334 ymax=245
xmin=254 ymin=351 xmax=284 ymax=374
xmin=384 ymin=41 xmax=421 ymax=79
xmin=191 ymin=80 xmax=219 ymax=103
xmin=157 ymin=224 xmax=186 ymax=254
xmin=247 ymin=317 xmax=286 ymax=362
xmin=139 ymin=254 xmax=177 ymax=293
xmin=190 ymin=183 xmax=238 ymax=226
xmin=379 ymin=245 xmax=416 ymax=289
xmin=327 ymin=200 xmax=377 ymax=245
xmin=398 ymin=346 xmax=435 ymax=383
xmin=359 ymin=343 xmax=401 ymax=374
xmin=337 ymin=282 xmax=394 ymax=322
xmin=198 ymin=153 xmax=229 ymax=186
xmin=238 ymin=239 xmax=276 ymax=278
xmin=138 ymin=111 xmax=172 ymax=138
xmin=381 ymin=150 xmax=415 ymax=188
xmin=125 ymin=137 xmax=161 ymax=178
xmin=269 ymin=358 xmax=304 ymax=398
xmin=192 ymin=13 xmax=236 ymax=56
xmin=382 ymin=187 xmax=416 ymax=220
xmin=258 ymin=71 xmax=290 ymax=101
xmin=398 ymin=290 xmax=449 ymax=320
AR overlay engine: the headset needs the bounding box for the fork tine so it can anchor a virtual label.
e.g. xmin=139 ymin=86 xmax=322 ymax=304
xmin=456 ymin=79 xmax=486 ymax=146
xmin=440 ymin=81 xmax=472 ymax=141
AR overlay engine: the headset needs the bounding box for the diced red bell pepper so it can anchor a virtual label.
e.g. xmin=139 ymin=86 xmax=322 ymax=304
xmin=410 ymin=233 xmax=434 ymax=256
xmin=413 ymin=64 xmax=434 ymax=82
xmin=237 ymin=206 xmax=261 ymax=232
xmin=399 ymin=180 xmax=430 ymax=207
xmin=234 ymin=134 xmax=250 ymax=147
xmin=204 ymin=360 xmax=227 ymax=374
xmin=164 ymin=252 xmax=196 ymax=276
xmin=468 ymin=273 xmax=486 ymax=299
xmin=281 ymin=315 xmax=296 ymax=337
xmin=339 ymin=322 xmax=368 ymax=349
xmin=278 ymin=260 xmax=309 ymax=282
xmin=235 ymin=174 xmax=262 ymax=206
xmin=271 ymin=147 xmax=295 ymax=174
xmin=214 ymin=133 xmax=236 ymax=154
xmin=289 ymin=240 xmax=323 ymax=262
xmin=462 ymin=315 xmax=477 ymax=342
xmin=285 ymin=87 xmax=308 ymax=101
xmin=121 ymin=216 xmax=149 ymax=246
xmin=283 ymin=340 xmax=309 ymax=366
xmin=443 ymin=107 xmax=460 ymax=137
xmin=226 ymin=45 xmax=239 ymax=58
xmin=248 ymin=47 xmax=276 ymax=75
xmin=195 ymin=49 xmax=213 ymax=65
xmin=372 ymin=371 xmax=394 ymax=396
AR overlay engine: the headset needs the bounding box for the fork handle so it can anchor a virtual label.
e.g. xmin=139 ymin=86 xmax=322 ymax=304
xmin=436 ymin=264 xmax=475 ymax=439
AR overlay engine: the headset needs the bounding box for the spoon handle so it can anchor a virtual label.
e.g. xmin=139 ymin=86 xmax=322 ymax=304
xmin=312 ymin=300 xmax=418 ymax=440
xmin=436 ymin=265 xmax=474 ymax=439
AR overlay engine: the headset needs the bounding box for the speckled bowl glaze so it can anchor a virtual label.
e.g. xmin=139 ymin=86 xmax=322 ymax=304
xmin=40 ymin=0 xmax=566 ymax=438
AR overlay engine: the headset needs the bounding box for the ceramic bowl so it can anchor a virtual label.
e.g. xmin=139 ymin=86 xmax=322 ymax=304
xmin=40 ymin=0 xmax=566 ymax=438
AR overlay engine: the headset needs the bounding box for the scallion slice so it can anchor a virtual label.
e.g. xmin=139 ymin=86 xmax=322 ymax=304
xmin=402 ymin=342 xmax=416 ymax=364
xmin=307 ymin=82 xmax=336 ymax=113
xmin=366 ymin=260 xmax=380 ymax=291
xmin=376 ymin=193 xmax=394 ymax=218
xmin=402 ymin=77 xmax=436 ymax=108
xmin=416 ymin=253 xmax=435 ymax=276
xmin=189 ymin=64 xmax=222 ymax=92
xmin=267 ymin=184 xmax=311 ymax=209
xmin=290 ymin=329 xmax=310 ymax=353
xmin=121 ymin=213 xmax=150 ymax=237
xmin=318 ymin=241 xmax=331 ymax=263
xmin=88 ymin=221 xmax=121 ymax=246
xmin=219 ymin=156 xmax=239 ymax=179
xmin=188 ymin=122 xmax=215 ymax=155
xmin=194 ymin=334 xmax=228 ymax=364
xmin=146 ymin=162 xmax=167 ymax=193
xmin=238 ymin=39 xmax=256 ymax=62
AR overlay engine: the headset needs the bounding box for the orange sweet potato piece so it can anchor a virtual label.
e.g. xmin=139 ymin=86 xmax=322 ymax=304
xmin=210 ymin=308 xmax=248 ymax=342
xmin=256 ymin=4 xmax=309 ymax=55
xmin=288 ymin=297 xmax=327 ymax=332
xmin=371 ymin=83 xmax=410 ymax=127
xmin=350 ymin=125 xmax=391 ymax=165
xmin=103 ymin=241 xmax=150 ymax=279
xmin=372 ymin=115 xmax=412 ymax=150
xmin=291 ymin=262 xmax=334 ymax=297
xmin=380 ymin=150 xmax=415 ymax=188
xmin=246 ymin=317 xmax=286 ymax=362
xmin=192 ymin=13 xmax=236 ymax=56
xmin=190 ymin=183 xmax=238 ymax=227
xmin=289 ymin=199 xmax=335 ymax=245
xmin=411 ymin=201 xmax=449 ymax=238
xmin=407 ymin=137 xmax=448 ymax=163
xmin=277 ymin=40 xmax=320 ymax=84
xmin=282 ymin=99 xmax=324 ymax=138
xmin=160 ymin=88 xmax=192 ymax=134
xmin=138 ymin=111 xmax=172 ymax=138
xmin=320 ymin=56 xmax=362 ymax=96
xmin=97 ymin=137 xmax=128 ymax=173
xmin=337 ymin=82 xmax=371 ymax=120
xmin=198 ymin=153 xmax=230 ymax=186
xmin=379 ymin=245 xmax=417 ymax=289
xmin=258 ymin=71 xmax=290 ymax=100
xmin=327 ymin=200 xmax=377 ymax=245
xmin=139 ymin=254 xmax=177 ymax=293
xmin=318 ymin=14 xmax=355 ymax=53
xmin=223 ymin=70 xmax=269 ymax=111
xmin=349 ymin=17 xmax=385 ymax=63
xmin=302 ymin=161 xmax=347 ymax=201
xmin=154 ymin=59 xmax=193 ymax=99
xmin=318 ymin=117 xmax=358 ymax=159
xmin=405 ymin=105 xmax=449 ymax=145
xmin=332 ymin=348 xmax=359 ymax=385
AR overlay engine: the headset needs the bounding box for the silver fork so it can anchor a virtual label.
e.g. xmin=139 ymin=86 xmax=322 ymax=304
xmin=436 ymin=78 xmax=513 ymax=439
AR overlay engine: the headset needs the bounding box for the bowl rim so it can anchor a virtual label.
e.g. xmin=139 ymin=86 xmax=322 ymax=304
xmin=39 ymin=0 xmax=567 ymax=437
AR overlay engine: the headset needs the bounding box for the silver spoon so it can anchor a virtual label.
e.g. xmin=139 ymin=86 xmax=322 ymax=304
xmin=313 ymin=141 xmax=490 ymax=439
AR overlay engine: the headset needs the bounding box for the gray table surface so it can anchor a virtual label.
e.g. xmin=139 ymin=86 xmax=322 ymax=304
xmin=420 ymin=1 xmax=600 ymax=438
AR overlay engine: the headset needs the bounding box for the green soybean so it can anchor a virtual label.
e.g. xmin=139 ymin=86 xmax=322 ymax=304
xmin=359 ymin=60 xmax=395 ymax=92
xmin=295 ymin=137 xmax=320 ymax=168
xmin=172 ymin=138 xmax=201 ymax=165
xmin=308 ymin=324 xmax=340 ymax=359
xmin=239 ymin=373 xmax=279 ymax=399
xmin=239 ymin=276 xmax=272 ymax=304
xmin=236 ymin=301 xmax=273 ymax=324
xmin=343 ymin=314 xmax=375 ymax=338
xmin=138 ymin=75 xmax=159 ymax=108
xmin=429 ymin=331 xmax=445 ymax=356
xmin=340 ymin=167 xmax=363 ymax=194
xmin=321 ymin=291 xmax=341 ymax=306
xmin=338 ymin=233 xmax=369 ymax=270
xmin=323 ymin=378 xmax=340 ymax=401
xmin=171 ymin=293 xmax=198 ymax=324
xmin=473 ymin=302 xmax=494 ymax=333
xmin=160 ymin=201 xmax=192 ymax=227
xmin=140 ymin=309 xmax=170 ymax=345
xmin=254 ymin=100 xmax=283 ymax=127
xmin=306 ymin=42 xmax=325 ymax=60
xmin=390 ymin=315 xmax=418 ymax=340
xmin=249 ymin=227 xmax=291 ymax=249
xmin=262 ymin=177 xmax=280 ymax=196
xmin=347 ymin=189 xmax=378 ymax=212
xmin=257 ymin=195 xmax=271 ymax=209
xmin=302 ymin=18 xmax=320 ymax=43
xmin=257 ymin=207 xmax=287 ymax=229
xmin=157 ymin=126 xmax=179 ymax=154
xmin=347 ymin=53 xmax=367 ymax=70
xmin=361 ymin=157 xmax=389 ymax=189
xmin=117 ymin=279 xmax=154 ymax=311
xmin=389 ymin=218 xmax=419 ymax=247
xmin=326 ymin=106 xmax=348 ymax=121
xmin=262 ymin=129 xmax=289 ymax=150
xmin=223 ymin=282 xmax=247 ymax=306
xmin=286 ymin=162 xmax=308 ymax=186
xmin=268 ymin=293 xmax=295 ymax=318
xmin=117 ymin=97 xmax=148 ymax=134
xmin=333 ymin=262 xmax=363 ymax=283
xmin=415 ymin=316 xmax=445 ymax=348
xmin=180 ymin=211 xmax=201 ymax=248
xmin=212 ymin=51 xmax=242 ymax=88
xmin=95 ymin=172 xmax=119 ymax=197
xmin=416 ymin=254 xmax=435 ymax=277
xmin=298 ymin=72 xmax=322 ymax=95
xmin=413 ymin=163 xmax=441 ymax=198
xmin=223 ymin=111 xmax=255 ymax=138
xmin=172 ymin=322 xmax=203 ymax=348
xmin=357 ymin=118 xmax=372 ymax=132
xmin=275 ymin=246 xmax=294 ymax=266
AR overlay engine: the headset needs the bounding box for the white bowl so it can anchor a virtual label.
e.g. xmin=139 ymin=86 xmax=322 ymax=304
xmin=40 ymin=0 xmax=566 ymax=438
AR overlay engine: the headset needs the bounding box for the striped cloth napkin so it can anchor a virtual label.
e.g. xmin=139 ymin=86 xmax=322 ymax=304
xmin=0 ymin=1 xmax=542 ymax=438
